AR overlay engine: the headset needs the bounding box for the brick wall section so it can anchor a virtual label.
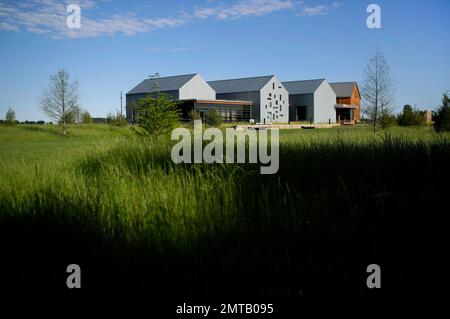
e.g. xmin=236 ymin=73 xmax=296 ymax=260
xmin=336 ymin=84 xmax=361 ymax=123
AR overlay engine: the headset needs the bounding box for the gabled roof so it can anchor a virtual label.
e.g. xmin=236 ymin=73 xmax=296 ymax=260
xmin=127 ymin=74 xmax=197 ymax=94
xmin=329 ymin=82 xmax=357 ymax=98
xmin=282 ymin=79 xmax=325 ymax=95
xmin=208 ymin=75 xmax=274 ymax=94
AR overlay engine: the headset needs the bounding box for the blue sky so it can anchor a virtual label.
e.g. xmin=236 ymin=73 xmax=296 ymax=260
xmin=0 ymin=0 xmax=449 ymax=121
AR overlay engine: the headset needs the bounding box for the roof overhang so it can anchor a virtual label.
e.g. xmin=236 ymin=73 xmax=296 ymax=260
xmin=179 ymin=99 xmax=253 ymax=106
xmin=335 ymin=104 xmax=357 ymax=109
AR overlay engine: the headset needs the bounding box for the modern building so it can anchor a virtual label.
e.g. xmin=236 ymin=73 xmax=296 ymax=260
xmin=126 ymin=74 xmax=252 ymax=123
xmin=330 ymin=82 xmax=361 ymax=124
xmin=283 ymin=79 xmax=336 ymax=123
xmin=208 ymin=75 xmax=289 ymax=124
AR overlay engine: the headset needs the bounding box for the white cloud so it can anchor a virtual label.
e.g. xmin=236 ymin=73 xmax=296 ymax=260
xmin=299 ymin=2 xmax=343 ymax=16
xmin=0 ymin=0 xmax=342 ymax=39
xmin=0 ymin=22 xmax=19 ymax=31
xmin=194 ymin=0 xmax=295 ymax=20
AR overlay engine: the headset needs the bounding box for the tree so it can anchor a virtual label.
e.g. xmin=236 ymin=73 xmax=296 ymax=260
xmin=361 ymin=51 xmax=395 ymax=132
xmin=434 ymin=93 xmax=450 ymax=132
xmin=205 ymin=110 xmax=223 ymax=126
xmin=40 ymin=69 xmax=80 ymax=135
xmin=136 ymin=93 xmax=180 ymax=139
xmin=4 ymin=106 xmax=16 ymax=126
xmin=398 ymin=104 xmax=425 ymax=126
xmin=82 ymin=111 xmax=93 ymax=124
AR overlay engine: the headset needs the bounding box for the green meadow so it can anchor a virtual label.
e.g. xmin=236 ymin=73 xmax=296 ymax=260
xmin=0 ymin=124 xmax=449 ymax=297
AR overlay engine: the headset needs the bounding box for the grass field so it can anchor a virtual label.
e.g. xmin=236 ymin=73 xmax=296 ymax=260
xmin=0 ymin=124 xmax=449 ymax=298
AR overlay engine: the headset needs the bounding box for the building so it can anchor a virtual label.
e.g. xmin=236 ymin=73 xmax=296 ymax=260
xmin=283 ymin=79 xmax=336 ymax=123
xmin=208 ymin=75 xmax=289 ymax=124
xmin=330 ymin=82 xmax=361 ymax=124
xmin=126 ymin=74 xmax=252 ymax=123
xmin=423 ymin=110 xmax=432 ymax=124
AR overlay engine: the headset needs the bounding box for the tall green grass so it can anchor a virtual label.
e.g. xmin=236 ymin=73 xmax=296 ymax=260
xmin=0 ymin=124 xmax=449 ymax=297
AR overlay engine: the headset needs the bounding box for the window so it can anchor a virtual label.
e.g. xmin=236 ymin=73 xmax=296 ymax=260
xmin=269 ymin=93 xmax=272 ymax=97
xmin=270 ymin=102 xmax=272 ymax=107
xmin=273 ymin=83 xmax=275 ymax=90
xmin=276 ymin=100 xmax=278 ymax=105
xmin=279 ymin=94 xmax=282 ymax=100
xmin=265 ymin=105 xmax=267 ymax=109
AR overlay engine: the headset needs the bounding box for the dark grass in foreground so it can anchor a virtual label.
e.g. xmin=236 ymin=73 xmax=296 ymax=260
xmin=0 ymin=125 xmax=448 ymax=298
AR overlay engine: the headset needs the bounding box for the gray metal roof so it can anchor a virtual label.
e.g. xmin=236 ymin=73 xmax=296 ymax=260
xmin=208 ymin=75 xmax=274 ymax=94
xmin=127 ymin=74 xmax=197 ymax=94
xmin=282 ymin=79 xmax=325 ymax=95
xmin=329 ymin=82 xmax=357 ymax=98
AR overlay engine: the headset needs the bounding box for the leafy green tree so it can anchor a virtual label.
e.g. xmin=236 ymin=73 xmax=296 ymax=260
xmin=136 ymin=93 xmax=180 ymax=139
xmin=205 ymin=110 xmax=223 ymax=126
xmin=434 ymin=93 xmax=450 ymax=132
xmin=397 ymin=105 xmax=425 ymax=126
xmin=82 ymin=111 xmax=93 ymax=124
xmin=4 ymin=106 xmax=16 ymax=126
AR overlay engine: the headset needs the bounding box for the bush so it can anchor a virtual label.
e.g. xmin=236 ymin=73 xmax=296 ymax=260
xmin=82 ymin=111 xmax=93 ymax=124
xmin=434 ymin=93 xmax=450 ymax=132
xmin=4 ymin=107 xmax=16 ymax=126
xmin=188 ymin=110 xmax=201 ymax=121
xmin=205 ymin=110 xmax=223 ymax=126
xmin=106 ymin=112 xmax=127 ymax=127
xmin=379 ymin=110 xmax=397 ymax=128
xmin=398 ymin=105 xmax=426 ymax=126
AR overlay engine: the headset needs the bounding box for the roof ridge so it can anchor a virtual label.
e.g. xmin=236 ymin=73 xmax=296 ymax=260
xmin=282 ymin=78 xmax=325 ymax=83
xmin=329 ymin=81 xmax=356 ymax=84
xmin=208 ymin=75 xmax=274 ymax=82
xmin=142 ymin=73 xmax=197 ymax=81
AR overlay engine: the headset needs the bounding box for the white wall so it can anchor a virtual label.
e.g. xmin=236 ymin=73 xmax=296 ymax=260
xmin=313 ymin=80 xmax=337 ymax=123
xmin=260 ymin=76 xmax=289 ymax=123
xmin=179 ymin=74 xmax=216 ymax=100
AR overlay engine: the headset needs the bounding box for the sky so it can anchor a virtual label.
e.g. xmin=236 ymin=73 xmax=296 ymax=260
xmin=0 ymin=0 xmax=449 ymax=121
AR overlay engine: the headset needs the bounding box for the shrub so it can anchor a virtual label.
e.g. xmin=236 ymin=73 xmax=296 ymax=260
xmin=398 ymin=105 xmax=426 ymax=126
xmin=434 ymin=93 xmax=450 ymax=132
xmin=205 ymin=110 xmax=223 ymax=126
xmin=82 ymin=111 xmax=93 ymax=124
xmin=106 ymin=112 xmax=127 ymax=127
xmin=4 ymin=107 xmax=16 ymax=126
xmin=188 ymin=110 xmax=201 ymax=121
xmin=379 ymin=110 xmax=397 ymax=128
